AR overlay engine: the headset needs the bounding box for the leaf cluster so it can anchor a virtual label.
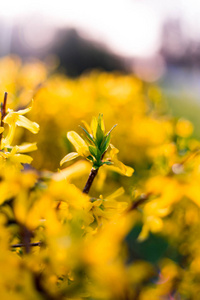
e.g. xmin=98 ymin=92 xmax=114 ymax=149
xmin=80 ymin=114 xmax=116 ymax=169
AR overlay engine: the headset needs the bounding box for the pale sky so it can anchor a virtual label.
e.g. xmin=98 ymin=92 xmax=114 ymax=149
xmin=0 ymin=0 xmax=200 ymax=58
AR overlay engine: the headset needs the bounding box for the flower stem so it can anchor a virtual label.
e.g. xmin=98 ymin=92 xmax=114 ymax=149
xmin=0 ymin=92 xmax=7 ymax=144
xmin=21 ymin=225 xmax=32 ymax=254
xmin=1 ymin=92 xmax=7 ymax=124
xmin=83 ymin=167 xmax=99 ymax=194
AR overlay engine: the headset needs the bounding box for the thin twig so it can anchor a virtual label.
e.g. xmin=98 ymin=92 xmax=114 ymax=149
xmin=21 ymin=225 xmax=32 ymax=253
xmin=11 ymin=242 xmax=42 ymax=248
xmin=83 ymin=167 xmax=99 ymax=194
xmin=127 ymin=193 xmax=151 ymax=212
xmin=1 ymin=92 xmax=7 ymax=125
xmin=0 ymin=92 xmax=7 ymax=143
xmin=83 ymin=152 xmax=106 ymax=194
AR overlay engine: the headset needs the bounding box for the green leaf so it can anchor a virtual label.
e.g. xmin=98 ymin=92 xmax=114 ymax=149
xmin=87 ymin=155 xmax=94 ymax=162
xmin=79 ymin=126 xmax=94 ymax=144
xmin=96 ymin=124 xmax=104 ymax=148
xmin=100 ymin=134 xmax=111 ymax=153
xmin=93 ymin=162 xmax=101 ymax=169
xmin=89 ymin=145 xmax=98 ymax=158
xmin=98 ymin=113 xmax=105 ymax=132
xmin=96 ymin=147 xmax=102 ymax=161
xmin=105 ymin=124 xmax=117 ymax=137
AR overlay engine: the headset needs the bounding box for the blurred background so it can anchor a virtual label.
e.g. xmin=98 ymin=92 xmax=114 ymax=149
xmin=1 ymin=0 xmax=200 ymax=135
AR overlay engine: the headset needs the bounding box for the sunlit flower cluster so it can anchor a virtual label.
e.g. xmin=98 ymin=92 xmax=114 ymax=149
xmin=0 ymin=55 xmax=200 ymax=299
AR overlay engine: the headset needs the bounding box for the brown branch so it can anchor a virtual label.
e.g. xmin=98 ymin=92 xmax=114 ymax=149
xmin=11 ymin=242 xmax=42 ymax=248
xmin=1 ymin=92 xmax=7 ymax=125
xmin=21 ymin=225 xmax=32 ymax=253
xmin=82 ymin=151 xmax=107 ymax=194
xmin=83 ymin=167 xmax=99 ymax=194
xmin=0 ymin=92 xmax=7 ymax=143
xmin=127 ymin=193 xmax=152 ymax=212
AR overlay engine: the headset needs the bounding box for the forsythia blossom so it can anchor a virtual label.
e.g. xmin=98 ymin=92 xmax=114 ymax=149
xmin=60 ymin=114 xmax=134 ymax=176
xmin=0 ymin=101 xmax=39 ymax=168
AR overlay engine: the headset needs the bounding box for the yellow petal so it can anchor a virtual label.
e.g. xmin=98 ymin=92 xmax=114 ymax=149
xmin=92 ymin=199 xmax=103 ymax=207
xmin=99 ymin=113 xmax=105 ymax=133
xmin=16 ymin=115 xmax=39 ymax=133
xmin=109 ymin=144 xmax=119 ymax=159
xmin=53 ymin=161 xmax=90 ymax=181
xmin=4 ymin=112 xmax=39 ymax=134
xmin=107 ymin=144 xmax=134 ymax=176
xmin=3 ymin=111 xmax=17 ymax=125
xmin=16 ymin=99 xmax=34 ymax=115
xmin=60 ymin=152 xmax=79 ymax=166
xmin=1 ymin=124 xmax=16 ymax=147
xmin=0 ymin=152 xmax=8 ymax=159
xmin=109 ymin=160 xmax=134 ymax=177
xmin=67 ymin=131 xmax=89 ymax=157
xmin=10 ymin=146 xmax=19 ymax=155
xmin=176 ymin=118 xmax=193 ymax=138
xmin=17 ymin=143 xmax=37 ymax=153
xmin=91 ymin=117 xmax=98 ymax=138
xmin=9 ymin=153 xmax=33 ymax=164
xmin=137 ymin=224 xmax=149 ymax=241
xmin=106 ymin=187 xmax=125 ymax=200
xmin=16 ymin=106 xmax=32 ymax=115
xmin=0 ymin=127 xmax=4 ymax=134
xmin=148 ymin=216 xmax=163 ymax=233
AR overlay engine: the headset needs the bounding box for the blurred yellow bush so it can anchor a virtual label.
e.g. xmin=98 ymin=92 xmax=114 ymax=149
xmin=0 ymin=55 xmax=199 ymax=299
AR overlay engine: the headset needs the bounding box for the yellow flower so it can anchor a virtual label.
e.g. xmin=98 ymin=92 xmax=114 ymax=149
xmin=2 ymin=102 xmax=39 ymax=148
xmin=1 ymin=146 xmax=33 ymax=166
xmin=16 ymin=143 xmax=37 ymax=153
xmin=0 ymin=100 xmax=39 ymax=168
xmin=105 ymin=144 xmax=134 ymax=177
xmin=60 ymin=114 xmax=111 ymax=167
xmin=60 ymin=131 xmax=90 ymax=165
xmin=176 ymin=118 xmax=193 ymax=138
xmin=60 ymin=115 xmax=133 ymax=178
xmin=0 ymin=142 xmax=37 ymax=169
